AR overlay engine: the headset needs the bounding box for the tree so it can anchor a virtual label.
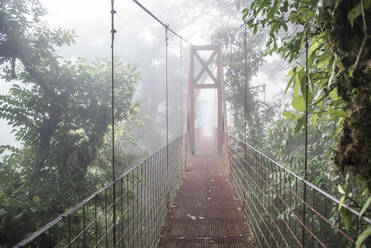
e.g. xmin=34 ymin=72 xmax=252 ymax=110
xmin=243 ymin=0 xmax=371 ymax=245
xmin=0 ymin=1 xmax=140 ymax=245
xmin=211 ymin=25 xmax=265 ymax=142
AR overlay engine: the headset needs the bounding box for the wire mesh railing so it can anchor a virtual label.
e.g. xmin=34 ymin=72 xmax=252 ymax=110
xmin=222 ymin=133 xmax=371 ymax=248
xmin=15 ymin=134 xmax=189 ymax=248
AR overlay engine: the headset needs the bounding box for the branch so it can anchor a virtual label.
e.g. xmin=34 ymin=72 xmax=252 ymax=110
xmin=354 ymin=0 xmax=368 ymax=70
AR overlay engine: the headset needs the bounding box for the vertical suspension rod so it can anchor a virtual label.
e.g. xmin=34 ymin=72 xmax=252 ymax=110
xmin=165 ymin=25 xmax=169 ymax=206
xmin=301 ymin=36 xmax=309 ymax=247
xmin=110 ymin=0 xmax=117 ymax=245
xmin=180 ymin=39 xmax=183 ymax=138
xmin=180 ymin=39 xmax=183 ymax=169
xmin=243 ymin=22 xmax=247 ymax=142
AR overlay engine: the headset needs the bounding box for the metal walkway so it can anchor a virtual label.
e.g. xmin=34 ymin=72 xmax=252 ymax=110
xmin=157 ymin=155 xmax=253 ymax=247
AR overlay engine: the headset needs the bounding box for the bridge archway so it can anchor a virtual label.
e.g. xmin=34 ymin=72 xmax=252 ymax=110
xmin=188 ymin=45 xmax=224 ymax=155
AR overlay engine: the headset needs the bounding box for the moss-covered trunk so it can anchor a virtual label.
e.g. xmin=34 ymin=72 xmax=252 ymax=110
xmin=332 ymin=1 xmax=371 ymax=179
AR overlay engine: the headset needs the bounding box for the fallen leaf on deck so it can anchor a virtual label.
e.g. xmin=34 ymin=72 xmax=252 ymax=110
xmin=187 ymin=214 xmax=197 ymax=221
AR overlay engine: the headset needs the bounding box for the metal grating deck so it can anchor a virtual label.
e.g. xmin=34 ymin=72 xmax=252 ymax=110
xmin=157 ymin=155 xmax=254 ymax=248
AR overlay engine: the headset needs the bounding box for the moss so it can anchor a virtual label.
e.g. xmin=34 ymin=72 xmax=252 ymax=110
xmin=328 ymin=1 xmax=371 ymax=178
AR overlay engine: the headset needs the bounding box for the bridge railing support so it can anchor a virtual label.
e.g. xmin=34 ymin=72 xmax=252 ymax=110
xmin=15 ymin=134 xmax=190 ymax=248
xmin=222 ymin=133 xmax=371 ymax=248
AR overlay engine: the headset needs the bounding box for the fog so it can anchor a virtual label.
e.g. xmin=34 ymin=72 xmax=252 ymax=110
xmin=2 ymin=1 xmax=365 ymax=247
xmin=1 ymin=0 xmax=289 ymax=153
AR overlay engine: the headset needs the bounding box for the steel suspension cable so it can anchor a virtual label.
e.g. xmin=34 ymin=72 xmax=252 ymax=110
xmin=132 ymin=0 xmax=191 ymax=44
xmin=231 ymin=23 xmax=244 ymax=36
xmin=132 ymin=0 xmax=191 ymax=207
xmin=110 ymin=0 xmax=117 ymax=245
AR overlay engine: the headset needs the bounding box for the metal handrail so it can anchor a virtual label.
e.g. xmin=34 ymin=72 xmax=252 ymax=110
xmin=15 ymin=134 xmax=190 ymax=248
xmin=223 ymin=132 xmax=370 ymax=247
xmin=227 ymin=133 xmax=371 ymax=225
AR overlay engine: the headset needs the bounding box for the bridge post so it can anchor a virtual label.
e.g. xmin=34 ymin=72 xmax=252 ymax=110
xmin=217 ymin=46 xmax=223 ymax=154
xmin=189 ymin=45 xmax=195 ymax=154
xmin=188 ymin=45 xmax=223 ymax=155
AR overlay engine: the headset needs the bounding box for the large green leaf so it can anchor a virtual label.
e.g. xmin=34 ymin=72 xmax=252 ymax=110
xmin=328 ymin=110 xmax=347 ymax=118
xmin=360 ymin=196 xmax=371 ymax=217
xmin=338 ymin=185 xmax=346 ymax=195
xmin=347 ymin=1 xmax=371 ymax=27
xmin=292 ymin=96 xmax=305 ymax=112
xmin=356 ymin=225 xmax=371 ymax=248
xmin=339 ymin=195 xmax=346 ymax=210
xmin=347 ymin=3 xmax=362 ymax=27
xmin=340 ymin=207 xmax=352 ymax=231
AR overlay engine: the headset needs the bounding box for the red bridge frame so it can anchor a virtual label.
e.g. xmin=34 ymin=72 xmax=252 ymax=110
xmin=188 ymin=45 xmax=224 ymax=154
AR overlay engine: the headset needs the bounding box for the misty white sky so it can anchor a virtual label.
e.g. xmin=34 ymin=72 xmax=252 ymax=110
xmin=0 ymin=0 xmax=288 ymax=150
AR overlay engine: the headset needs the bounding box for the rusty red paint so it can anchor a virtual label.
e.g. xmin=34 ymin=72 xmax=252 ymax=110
xmin=188 ymin=45 xmax=223 ymax=155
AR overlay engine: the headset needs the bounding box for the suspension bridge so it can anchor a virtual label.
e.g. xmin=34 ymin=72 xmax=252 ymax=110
xmin=14 ymin=1 xmax=371 ymax=247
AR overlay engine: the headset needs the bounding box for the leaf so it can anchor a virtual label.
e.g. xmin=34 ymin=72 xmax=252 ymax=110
xmin=356 ymin=225 xmax=371 ymax=248
xmin=299 ymin=30 xmax=307 ymax=51
xmin=285 ymin=69 xmax=295 ymax=93
xmin=33 ymin=195 xmax=40 ymax=204
xmin=186 ymin=214 xmax=196 ymax=221
xmin=294 ymin=70 xmax=301 ymax=97
xmin=308 ymin=38 xmax=323 ymax=67
xmin=328 ymin=110 xmax=347 ymax=118
xmin=340 ymin=207 xmax=352 ymax=231
xmin=328 ymin=55 xmax=337 ymax=87
xmin=282 ymin=23 xmax=288 ymax=32
xmin=339 ymin=195 xmax=346 ymax=210
xmin=329 ymin=88 xmax=339 ymax=100
xmin=293 ymin=67 xmax=306 ymax=98
xmin=347 ymin=3 xmax=362 ymax=27
xmin=312 ymin=113 xmax=318 ymax=125
xmin=332 ymin=0 xmax=342 ymax=14
xmin=338 ymin=185 xmax=346 ymax=195
xmin=347 ymin=1 xmax=371 ymax=27
xmin=294 ymin=115 xmax=305 ymax=133
xmin=253 ymin=25 xmax=258 ymax=35
xmin=282 ymin=110 xmax=292 ymax=119
xmin=317 ymin=52 xmax=331 ymax=68
xmin=292 ymin=96 xmax=305 ymax=111
xmin=0 ymin=145 xmax=15 ymax=155
xmin=360 ymin=196 xmax=371 ymax=217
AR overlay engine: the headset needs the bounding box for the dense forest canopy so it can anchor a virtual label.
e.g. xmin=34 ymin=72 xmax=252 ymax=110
xmin=0 ymin=0 xmax=370 ymax=247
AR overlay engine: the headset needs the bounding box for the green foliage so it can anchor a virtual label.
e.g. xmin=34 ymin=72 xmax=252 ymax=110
xmin=357 ymin=225 xmax=371 ymax=248
xmin=0 ymin=0 xmax=143 ymax=245
xmin=211 ymin=25 xmax=265 ymax=141
xmin=243 ymin=0 xmax=371 ymax=245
